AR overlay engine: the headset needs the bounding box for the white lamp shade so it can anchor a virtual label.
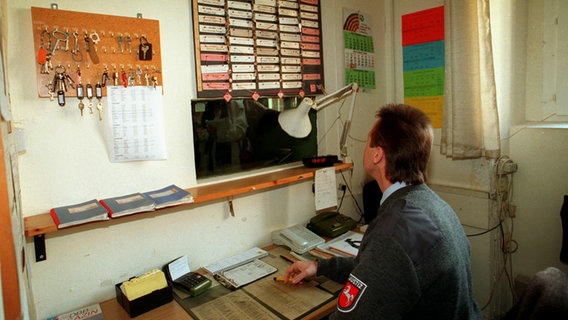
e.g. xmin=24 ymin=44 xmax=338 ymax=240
xmin=277 ymin=97 xmax=314 ymax=138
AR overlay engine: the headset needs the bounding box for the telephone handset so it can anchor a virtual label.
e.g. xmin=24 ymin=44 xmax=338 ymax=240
xmin=271 ymin=224 xmax=325 ymax=254
xmin=307 ymin=211 xmax=358 ymax=238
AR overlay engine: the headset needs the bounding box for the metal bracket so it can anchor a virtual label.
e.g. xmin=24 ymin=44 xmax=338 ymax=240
xmin=34 ymin=234 xmax=47 ymax=262
xmin=228 ymin=197 xmax=235 ymax=217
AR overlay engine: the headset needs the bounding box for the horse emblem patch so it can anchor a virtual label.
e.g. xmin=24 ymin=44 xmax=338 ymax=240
xmin=338 ymin=274 xmax=367 ymax=312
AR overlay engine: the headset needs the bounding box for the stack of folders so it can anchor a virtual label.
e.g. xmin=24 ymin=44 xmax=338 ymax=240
xmin=203 ymin=247 xmax=277 ymax=290
xmin=50 ymin=184 xmax=194 ymax=228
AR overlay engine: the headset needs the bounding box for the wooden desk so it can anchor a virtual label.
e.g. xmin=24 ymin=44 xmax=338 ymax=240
xmin=101 ymin=297 xmax=336 ymax=320
xmin=101 ymin=246 xmax=339 ymax=319
xmin=100 ymin=298 xmax=192 ymax=320
xmin=100 ymin=294 xmax=336 ymax=320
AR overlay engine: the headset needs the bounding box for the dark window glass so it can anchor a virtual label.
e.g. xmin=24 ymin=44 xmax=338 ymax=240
xmin=192 ymin=97 xmax=317 ymax=179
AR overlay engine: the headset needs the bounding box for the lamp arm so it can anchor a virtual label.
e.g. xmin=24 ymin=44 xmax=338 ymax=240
xmin=340 ymin=87 xmax=358 ymax=159
xmin=312 ymin=83 xmax=357 ymax=111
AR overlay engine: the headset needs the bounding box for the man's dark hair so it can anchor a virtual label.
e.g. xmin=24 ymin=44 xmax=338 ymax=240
xmin=370 ymin=104 xmax=433 ymax=184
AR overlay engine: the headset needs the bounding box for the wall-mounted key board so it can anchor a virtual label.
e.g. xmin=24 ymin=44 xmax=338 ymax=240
xmin=31 ymin=7 xmax=163 ymax=100
xmin=191 ymin=0 xmax=325 ymax=100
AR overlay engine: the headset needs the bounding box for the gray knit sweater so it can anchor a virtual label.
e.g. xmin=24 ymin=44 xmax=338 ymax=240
xmin=318 ymin=184 xmax=483 ymax=319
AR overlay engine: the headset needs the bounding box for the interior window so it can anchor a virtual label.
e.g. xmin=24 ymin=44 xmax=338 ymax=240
xmin=192 ymin=97 xmax=317 ymax=179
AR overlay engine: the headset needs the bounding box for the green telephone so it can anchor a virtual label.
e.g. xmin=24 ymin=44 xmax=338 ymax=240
xmin=307 ymin=211 xmax=357 ymax=238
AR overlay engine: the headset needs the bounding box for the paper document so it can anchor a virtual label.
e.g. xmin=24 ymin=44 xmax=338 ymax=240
xmin=190 ymin=290 xmax=280 ymax=320
xmin=167 ymin=256 xmax=191 ymax=281
xmin=106 ymin=85 xmax=166 ymax=162
xmin=314 ymin=167 xmax=338 ymax=210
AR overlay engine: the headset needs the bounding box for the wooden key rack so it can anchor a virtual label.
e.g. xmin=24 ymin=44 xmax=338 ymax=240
xmin=31 ymin=7 xmax=163 ymax=99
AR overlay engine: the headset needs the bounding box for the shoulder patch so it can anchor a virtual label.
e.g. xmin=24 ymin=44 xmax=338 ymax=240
xmin=338 ymin=274 xmax=367 ymax=313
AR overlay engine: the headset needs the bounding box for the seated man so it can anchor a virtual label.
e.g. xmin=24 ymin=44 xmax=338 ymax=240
xmin=285 ymin=103 xmax=482 ymax=319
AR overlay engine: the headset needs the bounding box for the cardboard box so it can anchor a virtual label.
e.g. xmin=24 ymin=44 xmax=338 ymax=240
xmin=115 ymin=282 xmax=173 ymax=317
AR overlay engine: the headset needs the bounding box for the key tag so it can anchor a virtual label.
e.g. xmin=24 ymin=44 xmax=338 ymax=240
xmin=138 ymin=36 xmax=152 ymax=61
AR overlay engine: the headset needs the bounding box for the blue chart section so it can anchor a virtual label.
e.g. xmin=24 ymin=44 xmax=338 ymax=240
xmin=403 ymin=40 xmax=445 ymax=72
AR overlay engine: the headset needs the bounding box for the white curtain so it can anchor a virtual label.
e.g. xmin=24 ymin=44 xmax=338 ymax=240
xmin=441 ymin=0 xmax=500 ymax=159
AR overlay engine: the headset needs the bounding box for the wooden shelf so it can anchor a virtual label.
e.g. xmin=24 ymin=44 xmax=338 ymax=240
xmin=24 ymin=162 xmax=353 ymax=238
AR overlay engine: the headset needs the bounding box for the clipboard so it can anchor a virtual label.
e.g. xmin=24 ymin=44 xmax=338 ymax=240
xmin=213 ymin=259 xmax=277 ymax=290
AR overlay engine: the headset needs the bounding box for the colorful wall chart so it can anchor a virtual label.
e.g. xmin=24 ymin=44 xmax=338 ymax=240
xmin=343 ymin=9 xmax=376 ymax=89
xmin=401 ymin=6 xmax=444 ymax=128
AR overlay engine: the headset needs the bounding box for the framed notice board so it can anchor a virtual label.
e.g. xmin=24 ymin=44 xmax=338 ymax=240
xmin=191 ymin=0 xmax=325 ymax=100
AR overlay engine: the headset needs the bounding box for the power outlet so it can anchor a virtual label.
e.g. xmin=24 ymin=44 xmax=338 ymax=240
xmin=338 ymin=183 xmax=347 ymax=192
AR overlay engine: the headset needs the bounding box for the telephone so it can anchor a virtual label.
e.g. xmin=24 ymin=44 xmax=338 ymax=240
xmin=271 ymin=224 xmax=325 ymax=254
xmin=307 ymin=211 xmax=358 ymax=238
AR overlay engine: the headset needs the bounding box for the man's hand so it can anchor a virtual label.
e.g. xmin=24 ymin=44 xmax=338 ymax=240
xmin=284 ymin=260 xmax=318 ymax=284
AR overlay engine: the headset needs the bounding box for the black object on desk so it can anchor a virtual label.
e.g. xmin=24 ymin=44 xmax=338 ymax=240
xmin=303 ymin=155 xmax=339 ymax=168
xmin=115 ymin=282 xmax=173 ymax=317
xmin=307 ymin=211 xmax=357 ymax=238
xmin=164 ymin=256 xmax=212 ymax=297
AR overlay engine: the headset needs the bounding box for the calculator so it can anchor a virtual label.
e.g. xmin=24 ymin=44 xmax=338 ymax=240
xmin=173 ymin=272 xmax=211 ymax=296
xmin=164 ymin=255 xmax=212 ymax=297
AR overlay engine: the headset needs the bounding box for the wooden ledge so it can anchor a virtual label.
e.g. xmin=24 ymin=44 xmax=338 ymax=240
xmin=24 ymin=162 xmax=353 ymax=238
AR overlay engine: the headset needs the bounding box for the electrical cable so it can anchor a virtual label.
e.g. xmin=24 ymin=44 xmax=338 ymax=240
xmin=466 ymin=221 xmax=502 ymax=237
xmin=337 ymin=186 xmax=346 ymax=211
xmin=339 ymin=169 xmax=364 ymax=222
xmin=479 ymin=156 xmax=518 ymax=312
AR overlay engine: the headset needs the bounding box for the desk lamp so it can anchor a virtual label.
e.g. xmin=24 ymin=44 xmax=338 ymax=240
xmin=278 ymin=82 xmax=358 ymax=161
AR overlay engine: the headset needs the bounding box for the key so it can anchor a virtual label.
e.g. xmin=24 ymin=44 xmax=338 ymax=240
xmin=76 ymin=84 xmax=85 ymax=116
xmin=95 ymin=83 xmax=103 ymax=121
xmin=64 ymin=72 xmax=75 ymax=89
xmin=128 ymin=72 xmax=135 ymax=87
xmin=117 ymin=35 xmax=123 ymax=53
xmin=152 ymin=76 xmax=158 ymax=89
xmin=86 ymin=84 xmax=94 ymax=114
xmin=45 ymin=83 xmax=54 ymax=101
xmin=72 ymin=31 xmax=80 ymax=54
xmin=125 ymin=35 xmax=132 ymax=53
xmin=62 ymin=32 xmax=70 ymax=51
xmin=40 ymin=55 xmax=52 ymax=74
xmin=136 ymin=67 xmax=142 ymax=84
xmin=50 ymin=30 xmax=69 ymax=56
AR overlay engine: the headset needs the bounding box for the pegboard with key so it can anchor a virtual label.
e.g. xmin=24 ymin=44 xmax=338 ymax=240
xmin=31 ymin=6 xmax=163 ymax=102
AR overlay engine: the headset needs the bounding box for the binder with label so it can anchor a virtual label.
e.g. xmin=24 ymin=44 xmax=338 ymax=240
xmin=203 ymin=247 xmax=277 ymax=290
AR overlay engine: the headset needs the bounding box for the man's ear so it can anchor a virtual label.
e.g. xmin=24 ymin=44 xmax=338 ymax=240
xmin=373 ymin=146 xmax=384 ymax=164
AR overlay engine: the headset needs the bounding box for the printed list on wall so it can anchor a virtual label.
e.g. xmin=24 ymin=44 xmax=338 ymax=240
xmin=343 ymin=9 xmax=376 ymax=89
xmin=401 ymin=6 xmax=445 ymax=128
xmin=192 ymin=0 xmax=324 ymax=100
xmin=105 ymin=86 xmax=166 ymax=162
